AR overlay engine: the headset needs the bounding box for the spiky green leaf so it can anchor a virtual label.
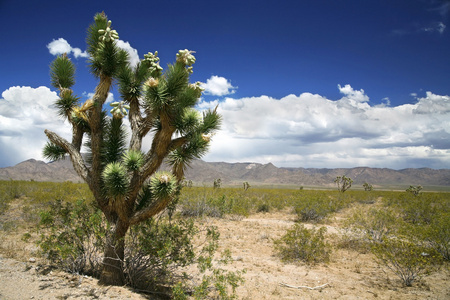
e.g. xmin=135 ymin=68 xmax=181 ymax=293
xmin=102 ymin=162 xmax=128 ymax=196
xmin=122 ymin=149 xmax=144 ymax=171
xmin=50 ymin=55 xmax=76 ymax=89
xmin=43 ymin=142 xmax=67 ymax=161
xmin=150 ymin=172 xmax=177 ymax=200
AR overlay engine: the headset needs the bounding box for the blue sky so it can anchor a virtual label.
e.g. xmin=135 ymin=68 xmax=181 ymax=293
xmin=0 ymin=0 xmax=449 ymax=169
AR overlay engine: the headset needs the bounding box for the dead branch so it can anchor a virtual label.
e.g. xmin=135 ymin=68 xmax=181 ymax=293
xmin=280 ymin=282 xmax=330 ymax=290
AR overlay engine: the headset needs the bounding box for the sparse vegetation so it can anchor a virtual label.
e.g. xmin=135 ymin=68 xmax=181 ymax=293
xmin=274 ymin=223 xmax=331 ymax=264
xmin=1 ymin=180 xmax=449 ymax=298
xmin=370 ymin=237 xmax=441 ymax=286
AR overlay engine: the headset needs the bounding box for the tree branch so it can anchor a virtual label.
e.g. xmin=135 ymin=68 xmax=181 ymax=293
xmin=44 ymin=129 xmax=90 ymax=182
xmin=129 ymin=195 xmax=172 ymax=225
xmin=279 ymin=283 xmax=329 ymax=290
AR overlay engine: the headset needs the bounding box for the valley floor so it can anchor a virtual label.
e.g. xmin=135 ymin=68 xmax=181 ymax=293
xmin=1 ymin=203 xmax=449 ymax=299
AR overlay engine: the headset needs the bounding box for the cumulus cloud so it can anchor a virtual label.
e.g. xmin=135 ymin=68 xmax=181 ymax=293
xmin=413 ymin=91 xmax=450 ymax=114
xmin=116 ymin=40 xmax=140 ymax=68
xmin=0 ymin=86 xmax=72 ymax=167
xmin=83 ymin=91 xmax=115 ymax=104
xmin=1 ymin=84 xmax=449 ymax=169
xmin=47 ymin=38 xmax=88 ymax=58
xmin=201 ymin=76 xmax=237 ymax=96
xmin=199 ymin=85 xmax=450 ymax=169
xmin=47 ymin=38 xmax=140 ymax=66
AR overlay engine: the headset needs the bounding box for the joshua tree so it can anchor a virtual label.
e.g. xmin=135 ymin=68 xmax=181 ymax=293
xmin=363 ymin=182 xmax=373 ymax=191
xmin=243 ymin=181 xmax=250 ymax=191
xmin=334 ymin=175 xmax=353 ymax=193
xmin=43 ymin=12 xmax=221 ymax=286
xmin=213 ymin=178 xmax=222 ymax=189
xmin=406 ymin=185 xmax=423 ymax=196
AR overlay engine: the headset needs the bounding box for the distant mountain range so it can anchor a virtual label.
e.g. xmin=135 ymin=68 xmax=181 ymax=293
xmin=1 ymin=158 xmax=449 ymax=189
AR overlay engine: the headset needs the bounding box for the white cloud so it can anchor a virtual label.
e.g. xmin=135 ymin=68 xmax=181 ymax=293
xmin=413 ymin=91 xmax=450 ymax=114
xmin=199 ymin=85 xmax=450 ymax=169
xmin=0 ymin=86 xmax=72 ymax=167
xmin=116 ymin=40 xmax=140 ymax=68
xmin=1 ymin=84 xmax=449 ymax=169
xmin=338 ymin=84 xmax=369 ymax=103
xmin=421 ymin=21 xmax=446 ymax=34
xmin=47 ymin=38 xmax=140 ymax=67
xmin=47 ymin=38 xmax=88 ymax=58
xmin=201 ymin=76 xmax=237 ymax=96
xmin=83 ymin=91 xmax=115 ymax=104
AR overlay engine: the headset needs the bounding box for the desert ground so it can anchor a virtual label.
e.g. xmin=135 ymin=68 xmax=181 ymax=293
xmin=0 ymin=198 xmax=449 ymax=300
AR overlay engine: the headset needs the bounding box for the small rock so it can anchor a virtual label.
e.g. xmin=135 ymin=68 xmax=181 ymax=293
xmin=29 ymin=257 xmax=36 ymax=263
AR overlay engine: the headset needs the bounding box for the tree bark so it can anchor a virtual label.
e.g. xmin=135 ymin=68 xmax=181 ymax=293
xmin=98 ymin=219 xmax=129 ymax=286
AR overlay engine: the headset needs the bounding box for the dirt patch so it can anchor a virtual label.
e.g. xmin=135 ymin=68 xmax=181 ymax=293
xmin=0 ymin=256 xmax=148 ymax=300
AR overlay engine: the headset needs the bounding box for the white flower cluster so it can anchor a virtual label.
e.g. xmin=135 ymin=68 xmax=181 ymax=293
xmin=110 ymin=101 xmax=130 ymax=119
xmin=143 ymin=52 xmax=163 ymax=75
xmin=98 ymin=20 xmax=119 ymax=43
xmin=176 ymin=49 xmax=196 ymax=73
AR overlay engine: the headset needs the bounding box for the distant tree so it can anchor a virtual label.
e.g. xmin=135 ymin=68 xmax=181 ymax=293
xmin=43 ymin=12 xmax=221 ymax=286
xmin=406 ymin=185 xmax=423 ymax=196
xmin=334 ymin=175 xmax=353 ymax=193
xmin=363 ymin=182 xmax=373 ymax=191
xmin=243 ymin=181 xmax=250 ymax=191
xmin=183 ymin=179 xmax=193 ymax=187
xmin=213 ymin=178 xmax=222 ymax=189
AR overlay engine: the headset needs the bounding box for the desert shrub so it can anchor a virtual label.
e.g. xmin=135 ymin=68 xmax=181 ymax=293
xmin=370 ymin=236 xmax=441 ymax=286
xmin=410 ymin=213 xmax=450 ymax=261
xmin=0 ymin=193 xmax=10 ymax=216
xmin=189 ymin=248 xmax=245 ymax=300
xmin=393 ymin=193 xmax=446 ymax=226
xmin=125 ymin=217 xmax=198 ymax=288
xmin=38 ymin=198 xmax=105 ymax=276
xmin=294 ymin=192 xmax=351 ymax=222
xmin=180 ymin=189 xmax=251 ymax=218
xmin=274 ymin=223 xmax=331 ymax=264
xmin=38 ymin=197 xmax=244 ymax=298
xmin=347 ymin=207 xmax=400 ymax=243
xmin=256 ymin=203 xmax=270 ymax=213
xmin=426 ymin=213 xmax=450 ymax=261
xmin=180 ymin=197 xmax=225 ymax=218
xmin=294 ymin=195 xmax=329 ymax=222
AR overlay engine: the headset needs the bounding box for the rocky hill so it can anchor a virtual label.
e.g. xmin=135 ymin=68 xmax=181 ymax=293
xmin=1 ymin=158 xmax=449 ymax=188
xmin=184 ymin=160 xmax=450 ymax=187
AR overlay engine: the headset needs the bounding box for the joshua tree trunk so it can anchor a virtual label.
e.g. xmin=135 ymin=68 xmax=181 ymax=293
xmin=99 ymin=219 xmax=129 ymax=285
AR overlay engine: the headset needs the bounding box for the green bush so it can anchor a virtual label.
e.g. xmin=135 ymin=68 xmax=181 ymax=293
xmin=256 ymin=203 xmax=270 ymax=213
xmin=370 ymin=237 xmax=441 ymax=286
xmin=347 ymin=207 xmax=400 ymax=243
xmin=274 ymin=224 xmax=331 ymax=264
xmin=38 ymin=198 xmax=105 ymax=276
xmin=294 ymin=192 xmax=351 ymax=222
xmin=410 ymin=213 xmax=450 ymax=261
xmin=38 ymin=197 xmax=244 ymax=298
xmin=125 ymin=217 xmax=198 ymax=288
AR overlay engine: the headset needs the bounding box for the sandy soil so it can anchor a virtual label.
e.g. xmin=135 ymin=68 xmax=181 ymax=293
xmin=0 ymin=205 xmax=449 ymax=299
